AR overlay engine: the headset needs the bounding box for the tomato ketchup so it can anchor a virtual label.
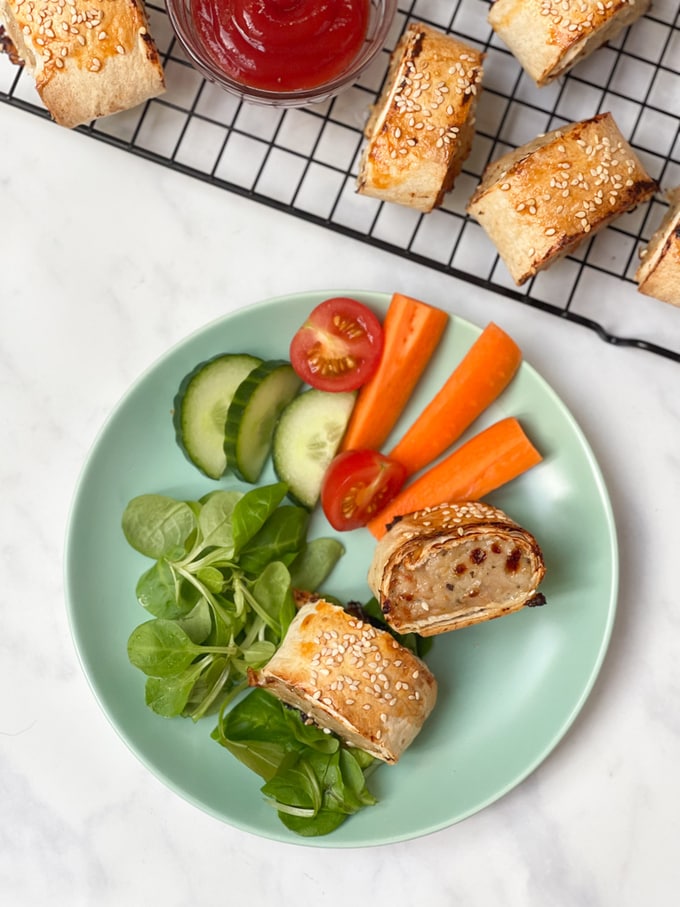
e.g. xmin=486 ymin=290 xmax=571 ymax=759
xmin=191 ymin=0 xmax=371 ymax=92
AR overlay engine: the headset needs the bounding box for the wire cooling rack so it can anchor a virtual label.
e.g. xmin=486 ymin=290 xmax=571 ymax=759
xmin=2 ymin=0 xmax=679 ymax=361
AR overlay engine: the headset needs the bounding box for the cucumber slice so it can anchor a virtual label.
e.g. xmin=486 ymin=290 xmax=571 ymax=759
xmin=224 ymin=360 xmax=303 ymax=484
xmin=273 ymin=388 xmax=356 ymax=509
xmin=178 ymin=354 xmax=261 ymax=479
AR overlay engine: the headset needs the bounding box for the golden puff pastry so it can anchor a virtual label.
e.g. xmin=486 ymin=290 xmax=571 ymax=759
xmin=488 ymin=0 xmax=650 ymax=87
xmin=635 ymin=188 xmax=680 ymax=307
xmin=0 ymin=0 xmax=165 ymax=128
xmin=357 ymin=22 xmax=484 ymax=213
xmin=249 ymin=598 xmax=437 ymax=764
xmin=466 ymin=112 xmax=658 ymax=285
xmin=368 ymin=501 xmax=546 ymax=637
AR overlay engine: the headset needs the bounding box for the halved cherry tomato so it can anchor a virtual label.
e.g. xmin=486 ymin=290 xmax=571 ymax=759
xmin=289 ymin=297 xmax=384 ymax=392
xmin=321 ymin=449 xmax=407 ymax=531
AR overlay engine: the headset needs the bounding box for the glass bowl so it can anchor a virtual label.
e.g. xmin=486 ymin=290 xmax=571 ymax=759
xmin=166 ymin=0 xmax=398 ymax=108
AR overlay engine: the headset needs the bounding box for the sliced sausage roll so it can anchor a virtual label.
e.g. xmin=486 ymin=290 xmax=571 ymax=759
xmin=0 ymin=0 xmax=165 ymax=128
xmin=368 ymin=501 xmax=546 ymax=636
xmin=635 ymin=187 xmax=680 ymax=307
xmin=488 ymin=0 xmax=650 ymax=87
xmin=466 ymin=112 xmax=657 ymax=285
xmin=249 ymin=598 xmax=437 ymax=764
xmin=357 ymin=22 xmax=484 ymax=212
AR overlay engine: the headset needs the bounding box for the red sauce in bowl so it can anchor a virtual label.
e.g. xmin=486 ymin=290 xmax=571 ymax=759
xmin=191 ymin=0 xmax=371 ymax=92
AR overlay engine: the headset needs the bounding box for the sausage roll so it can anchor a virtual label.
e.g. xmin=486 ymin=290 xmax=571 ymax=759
xmin=635 ymin=187 xmax=680 ymax=308
xmin=466 ymin=112 xmax=658 ymax=286
xmin=357 ymin=22 xmax=484 ymax=213
xmin=367 ymin=501 xmax=546 ymax=637
xmin=0 ymin=0 xmax=165 ymax=128
xmin=488 ymin=0 xmax=650 ymax=87
xmin=249 ymin=598 xmax=437 ymax=764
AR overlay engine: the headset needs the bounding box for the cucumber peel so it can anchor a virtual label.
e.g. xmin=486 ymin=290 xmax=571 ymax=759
xmin=177 ymin=353 xmax=262 ymax=479
xmin=224 ymin=360 xmax=303 ymax=484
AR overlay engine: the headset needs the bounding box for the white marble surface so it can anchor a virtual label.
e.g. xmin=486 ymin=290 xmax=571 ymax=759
xmin=2 ymin=102 xmax=680 ymax=906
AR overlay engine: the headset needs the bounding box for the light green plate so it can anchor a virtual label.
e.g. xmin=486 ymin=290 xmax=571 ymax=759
xmin=65 ymin=290 xmax=618 ymax=847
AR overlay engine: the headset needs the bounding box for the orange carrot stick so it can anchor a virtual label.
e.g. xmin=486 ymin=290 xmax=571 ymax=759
xmin=340 ymin=293 xmax=449 ymax=452
xmin=388 ymin=322 xmax=522 ymax=477
xmin=367 ymin=417 xmax=542 ymax=539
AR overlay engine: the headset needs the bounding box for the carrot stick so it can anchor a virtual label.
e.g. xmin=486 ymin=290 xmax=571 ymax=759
xmin=388 ymin=322 xmax=522 ymax=477
xmin=340 ymin=293 xmax=449 ymax=452
xmin=367 ymin=417 xmax=542 ymax=539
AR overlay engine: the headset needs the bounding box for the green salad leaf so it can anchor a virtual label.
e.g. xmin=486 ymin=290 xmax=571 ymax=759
xmin=122 ymin=482 xmax=343 ymax=722
xmin=122 ymin=494 xmax=197 ymax=559
xmin=212 ymin=688 xmax=378 ymax=836
xmin=123 ymin=479 xmax=435 ymax=838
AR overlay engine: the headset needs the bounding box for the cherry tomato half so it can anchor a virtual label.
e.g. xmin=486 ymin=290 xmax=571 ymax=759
xmin=289 ymin=297 xmax=384 ymax=392
xmin=321 ymin=449 xmax=407 ymax=531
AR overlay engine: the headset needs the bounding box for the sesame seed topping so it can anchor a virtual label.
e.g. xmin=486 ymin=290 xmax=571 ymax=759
xmin=384 ymin=31 xmax=482 ymax=162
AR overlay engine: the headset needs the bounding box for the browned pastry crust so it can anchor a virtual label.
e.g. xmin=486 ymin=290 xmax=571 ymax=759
xmin=356 ymin=22 xmax=484 ymax=213
xmin=488 ymin=0 xmax=651 ymax=87
xmin=0 ymin=0 xmax=165 ymax=128
xmin=249 ymin=598 xmax=437 ymax=764
xmin=635 ymin=188 xmax=680 ymax=307
xmin=367 ymin=501 xmax=546 ymax=637
xmin=0 ymin=21 xmax=21 ymax=63
xmin=466 ymin=112 xmax=658 ymax=286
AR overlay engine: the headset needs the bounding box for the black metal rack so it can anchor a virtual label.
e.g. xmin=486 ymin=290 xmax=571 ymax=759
xmin=2 ymin=0 xmax=679 ymax=361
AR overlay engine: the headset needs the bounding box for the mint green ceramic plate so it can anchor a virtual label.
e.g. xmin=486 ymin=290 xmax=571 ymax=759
xmin=65 ymin=290 xmax=618 ymax=847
